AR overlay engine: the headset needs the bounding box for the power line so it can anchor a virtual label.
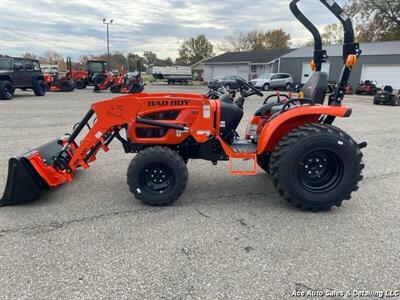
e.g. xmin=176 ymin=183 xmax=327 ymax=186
xmin=3 ymin=27 xmax=85 ymax=52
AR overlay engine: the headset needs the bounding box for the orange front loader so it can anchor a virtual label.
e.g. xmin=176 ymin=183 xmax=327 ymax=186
xmin=0 ymin=0 xmax=366 ymax=211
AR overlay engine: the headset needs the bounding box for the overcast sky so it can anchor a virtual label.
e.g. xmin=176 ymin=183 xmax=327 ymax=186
xmin=0 ymin=0 xmax=345 ymax=59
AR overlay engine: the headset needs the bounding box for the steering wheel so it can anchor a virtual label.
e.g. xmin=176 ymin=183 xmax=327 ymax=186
xmin=235 ymin=78 xmax=264 ymax=97
xmin=263 ymin=93 xmax=290 ymax=104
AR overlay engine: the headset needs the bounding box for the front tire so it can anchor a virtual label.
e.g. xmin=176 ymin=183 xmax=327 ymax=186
xmin=270 ymin=123 xmax=364 ymax=211
xmin=127 ymin=147 xmax=188 ymax=206
xmin=110 ymin=84 xmax=120 ymax=93
xmin=93 ymin=75 xmax=106 ymax=92
xmin=0 ymin=81 xmax=14 ymax=100
xmin=263 ymin=83 xmax=270 ymax=91
xmin=33 ymin=80 xmax=46 ymax=96
xmin=60 ymin=80 xmax=74 ymax=92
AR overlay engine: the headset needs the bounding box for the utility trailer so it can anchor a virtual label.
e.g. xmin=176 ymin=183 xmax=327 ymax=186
xmin=152 ymin=66 xmax=192 ymax=85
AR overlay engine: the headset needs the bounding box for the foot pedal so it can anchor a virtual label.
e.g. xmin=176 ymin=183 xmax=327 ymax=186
xmin=229 ymin=153 xmax=257 ymax=175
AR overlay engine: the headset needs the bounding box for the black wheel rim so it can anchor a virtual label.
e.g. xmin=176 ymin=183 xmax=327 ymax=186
xmin=297 ymin=149 xmax=343 ymax=193
xmin=139 ymin=163 xmax=175 ymax=194
xmin=5 ymin=84 xmax=13 ymax=98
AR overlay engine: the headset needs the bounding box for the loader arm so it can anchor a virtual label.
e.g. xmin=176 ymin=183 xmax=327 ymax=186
xmin=0 ymin=93 xmax=214 ymax=206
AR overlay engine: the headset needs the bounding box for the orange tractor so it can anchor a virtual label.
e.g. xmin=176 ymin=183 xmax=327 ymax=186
xmin=69 ymin=59 xmax=113 ymax=90
xmin=0 ymin=0 xmax=366 ymax=212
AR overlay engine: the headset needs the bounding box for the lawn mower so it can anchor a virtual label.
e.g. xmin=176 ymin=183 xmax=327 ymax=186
xmin=355 ymin=80 xmax=378 ymax=95
xmin=43 ymin=57 xmax=75 ymax=92
xmin=373 ymin=86 xmax=400 ymax=106
xmin=0 ymin=0 xmax=366 ymax=212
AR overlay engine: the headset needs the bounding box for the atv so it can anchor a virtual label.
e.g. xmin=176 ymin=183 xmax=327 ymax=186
xmin=373 ymin=86 xmax=400 ymax=106
xmin=0 ymin=0 xmax=366 ymax=212
xmin=356 ymin=80 xmax=378 ymax=95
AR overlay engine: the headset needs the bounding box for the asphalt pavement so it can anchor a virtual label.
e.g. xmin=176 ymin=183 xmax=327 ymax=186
xmin=0 ymin=85 xmax=399 ymax=299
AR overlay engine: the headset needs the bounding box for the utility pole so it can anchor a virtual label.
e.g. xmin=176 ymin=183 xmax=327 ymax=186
xmin=102 ymin=19 xmax=113 ymax=69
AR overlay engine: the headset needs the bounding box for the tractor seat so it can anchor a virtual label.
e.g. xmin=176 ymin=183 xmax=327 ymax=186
xmin=383 ymin=86 xmax=393 ymax=94
xmin=255 ymin=72 xmax=329 ymax=118
xmin=301 ymin=71 xmax=328 ymax=105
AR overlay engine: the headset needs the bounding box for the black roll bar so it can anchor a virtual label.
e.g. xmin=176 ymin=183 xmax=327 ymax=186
xmin=290 ymin=0 xmax=326 ymax=71
xmin=290 ymin=0 xmax=361 ymax=65
xmin=66 ymin=56 xmax=72 ymax=75
xmin=319 ymin=0 xmax=361 ymax=61
xmin=290 ymin=0 xmax=362 ymax=113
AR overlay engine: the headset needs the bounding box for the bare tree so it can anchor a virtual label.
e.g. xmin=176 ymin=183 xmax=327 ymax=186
xmin=346 ymin=0 xmax=400 ymax=42
xmin=219 ymin=29 xmax=291 ymax=52
xmin=22 ymin=53 xmax=39 ymax=59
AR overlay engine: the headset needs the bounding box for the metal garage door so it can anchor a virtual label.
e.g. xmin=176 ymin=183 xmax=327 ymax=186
xmin=361 ymin=65 xmax=400 ymax=89
xmin=301 ymin=62 xmax=330 ymax=84
xmin=211 ymin=64 xmax=250 ymax=80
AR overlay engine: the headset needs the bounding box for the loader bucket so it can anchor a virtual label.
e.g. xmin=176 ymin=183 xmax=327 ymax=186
xmin=0 ymin=138 xmax=67 ymax=206
xmin=0 ymin=157 xmax=47 ymax=206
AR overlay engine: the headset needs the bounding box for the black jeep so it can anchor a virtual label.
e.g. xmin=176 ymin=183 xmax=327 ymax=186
xmin=0 ymin=57 xmax=46 ymax=100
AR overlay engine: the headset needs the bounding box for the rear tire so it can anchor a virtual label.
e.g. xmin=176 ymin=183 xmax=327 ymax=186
xmin=60 ymin=80 xmax=74 ymax=92
xmin=0 ymin=81 xmax=14 ymax=100
xmin=270 ymin=123 xmax=364 ymax=212
xmin=33 ymin=80 xmax=46 ymax=96
xmin=93 ymin=75 xmax=106 ymax=92
xmin=110 ymin=84 xmax=120 ymax=93
xmin=127 ymin=147 xmax=188 ymax=206
xmin=75 ymin=79 xmax=87 ymax=89
xmin=257 ymin=155 xmax=270 ymax=173
xmin=263 ymin=83 xmax=270 ymax=91
xmin=284 ymin=83 xmax=292 ymax=91
xmin=373 ymin=96 xmax=380 ymax=105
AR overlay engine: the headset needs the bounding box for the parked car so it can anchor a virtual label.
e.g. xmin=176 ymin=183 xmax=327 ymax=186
xmin=208 ymin=75 xmax=247 ymax=90
xmin=0 ymin=57 xmax=46 ymax=100
xmin=250 ymin=73 xmax=293 ymax=91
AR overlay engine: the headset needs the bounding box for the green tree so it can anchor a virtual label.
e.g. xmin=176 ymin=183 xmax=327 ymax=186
xmin=156 ymin=57 xmax=174 ymax=67
xmin=143 ymin=51 xmax=158 ymax=68
xmin=176 ymin=35 xmax=214 ymax=66
xmin=346 ymin=0 xmax=400 ymax=42
xmin=127 ymin=53 xmax=144 ymax=72
xmin=220 ymin=29 xmax=291 ymax=52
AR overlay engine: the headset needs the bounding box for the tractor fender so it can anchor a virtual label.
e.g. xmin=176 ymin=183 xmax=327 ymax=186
xmin=256 ymin=105 xmax=352 ymax=155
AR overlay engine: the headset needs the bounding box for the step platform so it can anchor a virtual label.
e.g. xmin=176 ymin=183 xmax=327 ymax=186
xmin=228 ymin=140 xmax=257 ymax=175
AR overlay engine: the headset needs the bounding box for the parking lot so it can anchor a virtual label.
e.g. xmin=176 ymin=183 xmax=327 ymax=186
xmin=0 ymin=86 xmax=399 ymax=299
